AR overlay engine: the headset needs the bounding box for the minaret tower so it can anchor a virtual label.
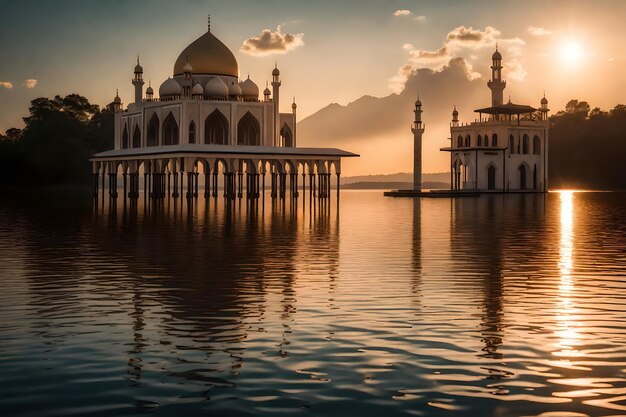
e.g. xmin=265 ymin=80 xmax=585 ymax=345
xmin=112 ymin=89 xmax=122 ymax=112
xmin=451 ymin=106 xmax=459 ymax=127
xmin=271 ymin=64 xmax=281 ymax=147
xmin=412 ymin=95 xmax=425 ymax=191
xmin=132 ymin=56 xmax=144 ymax=105
xmin=539 ymin=93 xmax=549 ymax=121
xmin=292 ymin=97 xmax=297 ymax=147
xmin=487 ymin=46 xmax=506 ymax=107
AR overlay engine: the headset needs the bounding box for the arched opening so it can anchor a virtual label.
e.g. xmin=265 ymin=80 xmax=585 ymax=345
xmin=465 ymin=135 xmax=471 ymax=147
xmin=457 ymin=135 xmax=463 ymax=148
xmin=237 ymin=112 xmax=260 ymax=146
xmin=487 ymin=165 xmax=496 ymax=190
xmin=189 ymin=121 xmax=196 ymax=144
xmin=533 ymin=164 xmax=538 ymax=190
xmin=204 ymin=110 xmax=229 ymax=145
xmin=147 ymin=114 xmax=159 ymax=147
xmin=280 ymin=123 xmax=293 ymax=147
xmin=509 ymin=135 xmax=515 ymax=154
xmin=122 ymin=125 xmax=129 ymax=149
xmin=132 ymin=125 xmax=140 ymax=148
xmin=519 ymin=164 xmax=527 ymax=190
xmin=484 ymin=135 xmax=489 ymax=147
xmin=492 ymin=134 xmax=498 ymax=147
xmin=533 ymin=135 xmax=541 ymax=155
xmin=522 ymin=134 xmax=529 ymax=154
xmin=477 ymin=135 xmax=482 ymax=147
xmin=162 ymin=112 xmax=179 ymax=145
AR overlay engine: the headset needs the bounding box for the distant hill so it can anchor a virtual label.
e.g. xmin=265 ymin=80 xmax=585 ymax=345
xmin=341 ymin=172 xmax=449 ymax=185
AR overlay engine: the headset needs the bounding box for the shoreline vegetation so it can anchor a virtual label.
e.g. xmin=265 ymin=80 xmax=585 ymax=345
xmin=1 ymin=96 xmax=625 ymax=191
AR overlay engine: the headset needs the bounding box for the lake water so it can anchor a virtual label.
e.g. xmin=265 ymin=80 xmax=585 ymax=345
xmin=1 ymin=190 xmax=626 ymax=417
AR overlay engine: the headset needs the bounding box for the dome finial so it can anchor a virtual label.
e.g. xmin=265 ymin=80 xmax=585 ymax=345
xmin=495 ymin=43 xmax=498 ymax=52
xmin=208 ymin=14 xmax=211 ymax=32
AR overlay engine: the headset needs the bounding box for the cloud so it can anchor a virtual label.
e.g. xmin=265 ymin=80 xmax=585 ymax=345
xmin=394 ymin=9 xmax=411 ymax=16
xmin=23 ymin=79 xmax=37 ymax=89
xmin=0 ymin=81 xmax=13 ymax=89
xmin=506 ymin=59 xmax=528 ymax=81
xmin=393 ymin=9 xmax=426 ymax=20
xmin=240 ymin=26 xmax=304 ymax=56
xmin=391 ymin=25 xmax=525 ymax=92
xmin=389 ymin=57 xmax=480 ymax=93
xmin=527 ymin=26 xmax=553 ymax=36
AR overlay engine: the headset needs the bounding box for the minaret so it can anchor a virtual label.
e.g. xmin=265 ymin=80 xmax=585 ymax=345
xmin=182 ymin=58 xmax=193 ymax=99
xmin=412 ymin=96 xmax=425 ymax=191
xmin=112 ymin=89 xmax=122 ymax=112
xmin=271 ymin=64 xmax=281 ymax=147
xmin=145 ymin=80 xmax=154 ymax=102
xmin=539 ymin=93 xmax=549 ymax=121
xmin=451 ymin=106 xmax=459 ymax=127
xmin=292 ymin=97 xmax=297 ymax=147
xmin=132 ymin=56 xmax=144 ymax=105
xmin=487 ymin=46 xmax=506 ymax=107
xmin=263 ymin=82 xmax=271 ymax=102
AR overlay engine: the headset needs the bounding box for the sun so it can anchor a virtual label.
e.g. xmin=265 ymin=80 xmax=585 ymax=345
xmin=561 ymin=41 xmax=583 ymax=64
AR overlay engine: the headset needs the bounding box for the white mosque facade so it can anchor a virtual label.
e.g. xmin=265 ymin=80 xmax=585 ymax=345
xmin=442 ymin=48 xmax=549 ymax=193
xmin=91 ymin=19 xmax=357 ymax=199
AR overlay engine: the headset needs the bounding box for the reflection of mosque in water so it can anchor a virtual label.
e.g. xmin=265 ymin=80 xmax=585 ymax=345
xmin=16 ymin=195 xmax=340 ymax=388
xmin=412 ymin=193 xmax=547 ymax=367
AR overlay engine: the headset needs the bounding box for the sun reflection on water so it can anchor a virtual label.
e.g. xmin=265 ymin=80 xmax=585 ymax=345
xmin=555 ymin=190 xmax=581 ymax=357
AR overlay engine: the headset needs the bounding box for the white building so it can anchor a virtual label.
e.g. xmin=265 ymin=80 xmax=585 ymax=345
xmin=438 ymin=48 xmax=549 ymax=193
xmin=91 ymin=18 xmax=357 ymax=200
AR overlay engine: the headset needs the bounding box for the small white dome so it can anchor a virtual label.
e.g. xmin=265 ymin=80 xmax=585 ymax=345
xmin=192 ymin=83 xmax=203 ymax=96
xmin=159 ymin=77 xmax=182 ymax=97
xmin=204 ymin=77 xmax=228 ymax=99
xmin=229 ymin=81 xmax=242 ymax=97
xmin=113 ymin=94 xmax=121 ymax=104
xmin=272 ymin=66 xmax=280 ymax=76
xmin=146 ymin=85 xmax=154 ymax=95
xmin=240 ymin=77 xmax=259 ymax=100
xmin=183 ymin=61 xmax=193 ymax=73
xmin=263 ymin=84 xmax=271 ymax=96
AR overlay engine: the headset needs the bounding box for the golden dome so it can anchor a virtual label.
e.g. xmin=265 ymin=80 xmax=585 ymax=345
xmin=173 ymin=30 xmax=238 ymax=77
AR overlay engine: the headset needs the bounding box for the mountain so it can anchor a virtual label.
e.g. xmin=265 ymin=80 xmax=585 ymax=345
xmin=296 ymin=58 xmax=486 ymax=176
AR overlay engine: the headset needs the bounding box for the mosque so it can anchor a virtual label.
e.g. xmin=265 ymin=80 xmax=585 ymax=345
xmin=389 ymin=47 xmax=549 ymax=196
xmin=90 ymin=18 xmax=357 ymax=200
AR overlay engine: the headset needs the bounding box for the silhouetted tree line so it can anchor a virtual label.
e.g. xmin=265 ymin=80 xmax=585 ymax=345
xmin=0 ymin=95 xmax=625 ymax=189
xmin=549 ymin=99 xmax=626 ymax=189
xmin=0 ymin=94 xmax=113 ymax=188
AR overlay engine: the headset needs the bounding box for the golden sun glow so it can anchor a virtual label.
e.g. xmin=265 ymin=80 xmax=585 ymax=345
xmin=561 ymin=41 xmax=583 ymax=65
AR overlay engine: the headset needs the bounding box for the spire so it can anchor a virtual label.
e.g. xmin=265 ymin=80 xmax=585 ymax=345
xmin=137 ymin=55 xmax=140 ymax=65
xmin=208 ymin=14 xmax=211 ymax=32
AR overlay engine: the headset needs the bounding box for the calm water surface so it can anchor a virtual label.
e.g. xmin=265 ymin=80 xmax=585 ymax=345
xmin=1 ymin=190 xmax=626 ymax=417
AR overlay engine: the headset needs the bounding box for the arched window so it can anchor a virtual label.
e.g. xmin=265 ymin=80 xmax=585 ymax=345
xmin=147 ymin=114 xmax=159 ymax=147
xmin=487 ymin=165 xmax=496 ymax=190
xmin=519 ymin=164 xmax=527 ymax=190
xmin=522 ymin=134 xmax=529 ymax=154
xmin=237 ymin=112 xmax=260 ymax=146
xmin=162 ymin=112 xmax=179 ymax=145
xmin=477 ymin=135 xmax=482 ymax=147
xmin=132 ymin=125 xmax=141 ymax=148
xmin=457 ymin=135 xmax=463 ymax=148
xmin=122 ymin=125 xmax=129 ymax=149
xmin=492 ymin=134 xmax=498 ymax=147
xmin=465 ymin=135 xmax=471 ymax=147
xmin=533 ymin=135 xmax=541 ymax=154
xmin=205 ymin=110 xmax=229 ymax=144
xmin=189 ymin=121 xmax=196 ymax=144
xmin=280 ymin=123 xmax=293 ymax=147
xmin=484 ymin=135 xmax=489 ymax=147
xmin=509 ymin=135 xmax=515 ymax=154
xmin=533 ymin=164 xmax=538 ymax=190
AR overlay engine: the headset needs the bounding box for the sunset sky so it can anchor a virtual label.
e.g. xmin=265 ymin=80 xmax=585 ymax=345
xmin=1 ymin=0 xmax=625 ymax=175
